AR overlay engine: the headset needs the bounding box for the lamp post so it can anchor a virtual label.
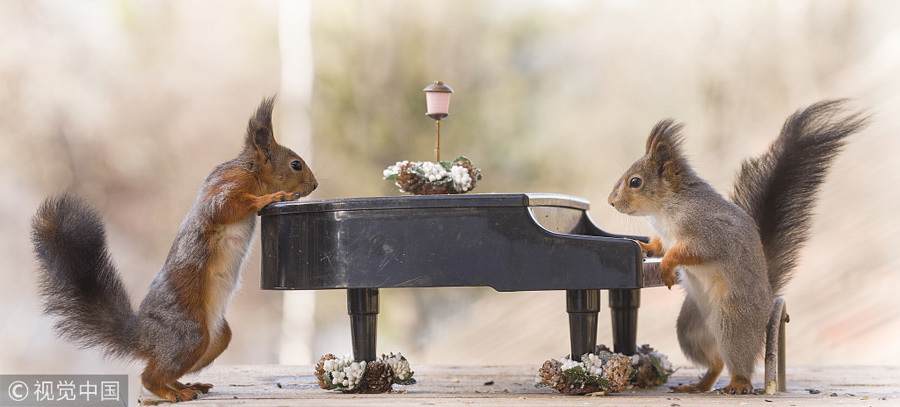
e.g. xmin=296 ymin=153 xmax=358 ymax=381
xmin=424 ymin=81 xmax=454 ymax=162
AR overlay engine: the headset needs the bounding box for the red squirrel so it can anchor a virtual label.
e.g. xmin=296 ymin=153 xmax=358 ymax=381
xmin=608 ymin=100 xmax=867 ymax=393
xmin=31 ymin=97 xmax=317 ymax=402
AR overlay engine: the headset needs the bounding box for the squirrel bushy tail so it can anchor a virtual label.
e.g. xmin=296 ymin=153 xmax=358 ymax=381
xmin=32 ymin=194 xmax=138 ymax=359
xmin=731 ymin=100 xmax=868 ymax=295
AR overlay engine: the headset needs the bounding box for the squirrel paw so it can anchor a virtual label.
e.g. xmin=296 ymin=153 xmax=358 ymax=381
xmin=166 ymin=388 xmax=201 ymax=402
xmin=659 ymin=263 xmax=677 ymax=289
xmin=638 ymin=237 xmax=663 ymax=258
xmin=184 ymin=382 xmax=213 ymax=394
xmin=719 ymin=377 xmax=753 ymax=395
xmin=269 ymin=191 xmax=301 ymax=204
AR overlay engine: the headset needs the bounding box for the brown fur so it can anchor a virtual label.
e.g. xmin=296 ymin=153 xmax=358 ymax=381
xmin=32 ymin=96 xmax=317 ymax=403
xmin=659 ymin=242 xmax=703 ymax=289
xmin=638 ymin=236 xmax=663 ymax=257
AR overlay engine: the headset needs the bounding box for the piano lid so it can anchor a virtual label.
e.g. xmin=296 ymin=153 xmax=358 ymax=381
xmin=258 ymin=193 xmax=590 ymax=216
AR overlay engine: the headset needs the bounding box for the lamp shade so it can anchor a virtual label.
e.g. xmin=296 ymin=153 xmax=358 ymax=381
xmin=424 ymin=81 xmax=453 ymax=120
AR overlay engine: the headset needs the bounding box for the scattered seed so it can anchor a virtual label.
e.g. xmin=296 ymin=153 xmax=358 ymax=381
xmin=484 ymin=381 xmax=494 ymax=386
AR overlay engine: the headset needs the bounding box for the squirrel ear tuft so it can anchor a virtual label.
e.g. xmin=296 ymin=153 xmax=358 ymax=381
xmin=246 ymin=95 xmax=278 ymax=159
xmin=645 ymin=119 xmax=685 ymax=164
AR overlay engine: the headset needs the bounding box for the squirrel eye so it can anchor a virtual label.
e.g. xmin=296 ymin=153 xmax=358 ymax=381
xmin=629 ymin=177 xmax=643 ymax=188
xmin=290 ymin=160 xmax=303 ymax=171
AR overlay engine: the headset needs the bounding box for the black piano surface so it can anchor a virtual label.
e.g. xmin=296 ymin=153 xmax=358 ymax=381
xmin=259 ymin=193 xmax=662 ymax=362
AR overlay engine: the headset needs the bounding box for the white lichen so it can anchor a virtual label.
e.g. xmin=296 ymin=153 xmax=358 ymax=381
xmin=450 ymin=164 xmax=473 ymax=191
xmin=420 ymin=161 xmax=448 ymax=181
xmin=383 ymin=352 xmax=415 ymax=384
xmin=320 ymin=355 xmax=367 ymax=391
xmin=559 ymin=355 xmax=583 ymax=372
xmin=582 ymin=353 xmax=604 ymax=377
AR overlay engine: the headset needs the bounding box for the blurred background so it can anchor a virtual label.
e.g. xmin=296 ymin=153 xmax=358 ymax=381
xmin=2 ymin=0 xmax=899 ymax=386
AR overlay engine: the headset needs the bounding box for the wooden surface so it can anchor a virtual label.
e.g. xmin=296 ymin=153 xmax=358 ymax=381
xmin=140 ymin=364 xmax=900 ymax=406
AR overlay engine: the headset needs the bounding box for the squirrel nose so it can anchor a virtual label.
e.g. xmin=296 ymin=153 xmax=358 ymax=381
xmin=311 ymin=182 xmax=318 ymax=191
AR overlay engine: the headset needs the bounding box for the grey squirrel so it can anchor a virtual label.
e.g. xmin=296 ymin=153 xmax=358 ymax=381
xmin=608 ymin=100 xmax=867 ymax=393
xmin=31 ymin=97 xmax=318 ymax=402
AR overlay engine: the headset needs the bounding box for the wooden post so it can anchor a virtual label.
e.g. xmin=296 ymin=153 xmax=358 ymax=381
xmin=764 ymin=297 xmax=788 ymax=394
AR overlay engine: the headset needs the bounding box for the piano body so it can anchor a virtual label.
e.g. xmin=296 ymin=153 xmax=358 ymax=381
xmin=259 ymin=193 xmax=662 ymax=362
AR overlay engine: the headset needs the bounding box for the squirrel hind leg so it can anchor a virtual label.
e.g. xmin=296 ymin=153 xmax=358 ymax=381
xmin=141 ymin=349 xmax=209 ymax=402
xmin=141 ymin=369 xmax=200 ymax=402
xmin=670 ymin=363 xmax=723 ymax=393
xmin=187 ymin=320 xmax=233 ymax=374
xmin=674 ymin=296 xmax=725 ymax=392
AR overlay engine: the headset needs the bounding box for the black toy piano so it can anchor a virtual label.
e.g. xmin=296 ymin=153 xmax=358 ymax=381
xmin=259 ymin=193 xmax=662 ymax=362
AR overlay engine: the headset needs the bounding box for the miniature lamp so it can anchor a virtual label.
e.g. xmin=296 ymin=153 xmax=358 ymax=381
xmin=424 ymin=81 xmax=454 ymax=161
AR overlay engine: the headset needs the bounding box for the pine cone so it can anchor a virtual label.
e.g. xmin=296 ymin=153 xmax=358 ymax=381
xmin=539 ymin=359 xmax=602 ymax=395
xmin=395 ymin=164 xmax=452 ymax=195
xmin=603 ymin=354 xmax=634 ymax=393
xmin=315 ymin=354 xmax=337 ymax=390
xmin=631 ymin=357 xmax=658 ymax=388
xmin=539 ymin=359 xmax=567 ymax=392
xmin=395 ymin=163 xmax=427 ymax=194
xmin=630 ymin=344 xmax=669 ymax=388
xmin=419 ymin=184 xmax=456 ymax=195
xmin=630 ymin=351 xmax=665 ymax=388
xmin=353 ymin=360 xmax=395 ymax=394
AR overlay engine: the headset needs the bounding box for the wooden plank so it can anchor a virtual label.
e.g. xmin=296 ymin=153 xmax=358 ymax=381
xmin=140 ymin=364 xmax=900 ymax=406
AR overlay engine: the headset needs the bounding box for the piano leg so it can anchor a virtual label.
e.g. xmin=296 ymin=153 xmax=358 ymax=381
xmin=347 ymin=288 xmax=379 ymax=362
xmin=609 ymin=288 xmax=640 ymax=355
xmin=566 ymin=289 xmax=600 ymax=362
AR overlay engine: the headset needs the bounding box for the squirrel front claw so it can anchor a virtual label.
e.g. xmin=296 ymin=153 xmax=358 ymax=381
xmin=660 ymin=262 xmax=677 ymax=289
